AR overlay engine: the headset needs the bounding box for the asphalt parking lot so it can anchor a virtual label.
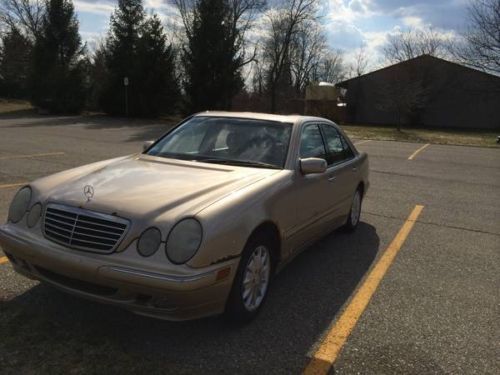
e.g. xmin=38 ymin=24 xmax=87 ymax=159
xmin=0 ymin=114 xmax=499 ymax=374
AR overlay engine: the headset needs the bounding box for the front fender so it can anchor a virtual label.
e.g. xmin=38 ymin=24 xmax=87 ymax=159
xmin=187 ymin=171 xmax=293 ymax=268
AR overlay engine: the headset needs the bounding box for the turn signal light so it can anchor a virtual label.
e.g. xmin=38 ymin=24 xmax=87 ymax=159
xmin=216 ymin=267 xmax=231 ymax=281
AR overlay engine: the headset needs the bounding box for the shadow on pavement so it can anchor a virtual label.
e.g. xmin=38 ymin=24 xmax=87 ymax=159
xmin=0 ymin=108 xmax=37 ymax=119
xmin=0 ymin=223 xmax=380 ymax=374
xmin=0 ymin=114 xmax=178 ymax=144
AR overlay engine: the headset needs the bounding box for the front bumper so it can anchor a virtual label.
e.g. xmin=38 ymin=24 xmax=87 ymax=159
xmin=0 ymin=224 xmax=239 ymax=321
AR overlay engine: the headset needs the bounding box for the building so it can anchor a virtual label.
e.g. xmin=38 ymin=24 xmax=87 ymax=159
xmin=303 ymin=82 xmax=347 ymax=123
xmin=337 ymin=55 xmax=500 ymax=129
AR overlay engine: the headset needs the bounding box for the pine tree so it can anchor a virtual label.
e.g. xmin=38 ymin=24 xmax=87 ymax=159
xmin=136 ymin=15 xmax=180 ymax=115
xmin=100 ymin=0 xmax=144 ymax=115
xmin=30 ymin=0 xmax=86 ymax=113
xmin=0 ymin=26 xmax=32 ymax=98
xmin=183 ymin=0 xmax=244 ymax=113
xmin=99 ymin=0 xmax=179 ymax=116
xmin=87 ymin=43 xmax=108 ymax=111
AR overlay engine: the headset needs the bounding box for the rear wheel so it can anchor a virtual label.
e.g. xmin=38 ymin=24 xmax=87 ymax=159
xmin=225 ymin=234 xmax=272 ymax=322
xmin=343 ymin=188 xmax=362 ymax=231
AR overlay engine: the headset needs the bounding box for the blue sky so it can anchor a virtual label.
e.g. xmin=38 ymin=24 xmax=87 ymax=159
xmin=74 ymin=0 xmax=470 ymax=69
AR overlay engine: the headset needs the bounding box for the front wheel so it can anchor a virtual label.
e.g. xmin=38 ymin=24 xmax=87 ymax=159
xmin=225 ymin=235 xmax=272 ymax=322
xmin=343 ymin=188 xmax=362 ymax=231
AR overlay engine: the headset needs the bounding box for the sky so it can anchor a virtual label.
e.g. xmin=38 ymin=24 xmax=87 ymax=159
xmin=74 ymin=0 xmax=471 ymax=71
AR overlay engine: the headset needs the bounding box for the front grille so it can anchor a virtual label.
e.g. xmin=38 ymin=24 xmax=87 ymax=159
xmin=42 ymin=203 xmax=129 ymax=254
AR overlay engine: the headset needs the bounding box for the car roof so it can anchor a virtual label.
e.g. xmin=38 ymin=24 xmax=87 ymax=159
xmin=194 ymin=111 xmax=330 ymax=125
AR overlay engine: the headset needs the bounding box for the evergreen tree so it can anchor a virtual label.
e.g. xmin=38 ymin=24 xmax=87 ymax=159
xmin=136 ymin=15 xmax=180 ymax=115
xmin=30 ymin=0 xmax=86 ymax=113
xmin=100 ymin=0 xmax=179 ymax=116
xmin=87 ymin=43 xmax=108 ymax=111
xmin=100 ymin=0 xmax=144 ymax=115
xmin=183 ymin=0 xmax=244 ymax=113
xmin=0 ymin=26 xmax=32 ymax=98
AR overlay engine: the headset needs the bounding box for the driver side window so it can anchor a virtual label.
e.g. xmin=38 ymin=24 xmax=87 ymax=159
xmin=299 ymin=124 xmax=327 ymax=160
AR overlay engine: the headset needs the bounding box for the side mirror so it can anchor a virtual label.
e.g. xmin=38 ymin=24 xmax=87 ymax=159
xmin=300 ymin=158 xmax=327 ymax=175
xmin=143 ymin=140 xmax=154 ymax=151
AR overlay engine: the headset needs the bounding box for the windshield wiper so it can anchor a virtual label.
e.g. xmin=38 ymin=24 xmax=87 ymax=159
xmin=196 ymin=157 xmax=279 ymax=169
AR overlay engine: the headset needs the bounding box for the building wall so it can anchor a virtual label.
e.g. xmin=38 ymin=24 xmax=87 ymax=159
xmin=342 ymin=56 xmax=500 ymax=130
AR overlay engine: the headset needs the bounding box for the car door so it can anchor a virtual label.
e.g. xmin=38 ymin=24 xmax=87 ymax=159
xmin=287 ymin=123 xmax=342 ymax=252
xmin=319 ymin=123 xmax=359 ymax=224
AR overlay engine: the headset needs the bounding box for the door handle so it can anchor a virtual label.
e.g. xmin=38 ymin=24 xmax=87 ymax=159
xmin=352 ymin=167 xmax=358 ymax=172
xmin=328 ymin=176 xmax=336 ymax=182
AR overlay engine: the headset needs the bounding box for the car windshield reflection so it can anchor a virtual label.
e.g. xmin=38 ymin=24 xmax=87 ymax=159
xmin=147 ymin=116 xmax=293 ymax=169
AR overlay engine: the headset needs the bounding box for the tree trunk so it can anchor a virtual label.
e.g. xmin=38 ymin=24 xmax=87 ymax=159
xmin=270 ymin=84 xmax=277 ymax=113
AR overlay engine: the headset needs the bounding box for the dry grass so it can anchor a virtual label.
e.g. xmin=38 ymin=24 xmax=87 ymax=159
xmin=341 ymin=124 xmax=499 ymax=148
xmin=0 ymin=99 xmax=33 ymax=115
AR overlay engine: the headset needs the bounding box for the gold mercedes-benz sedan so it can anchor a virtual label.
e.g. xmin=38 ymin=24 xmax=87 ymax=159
xmin=0 ymin=112 xmax=369 ymax=321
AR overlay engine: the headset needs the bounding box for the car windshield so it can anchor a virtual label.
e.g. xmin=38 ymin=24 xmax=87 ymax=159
xmin=147 ymin=116 xmax=293 ymax=169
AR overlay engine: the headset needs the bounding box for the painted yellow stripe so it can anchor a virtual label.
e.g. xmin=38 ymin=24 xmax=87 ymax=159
xmin=408 ymin=144 xmax=429 ymax=160
xmin=304 ymin=205 xmax=424 ymax=375
xmin=0 ymin=151 xmax=65 ymax=160
xmin=0 ymin=256 xmax=8 ymax=265
xmin=0 ymin=182 xmax=28 ymax=190
xmin=354 ymin=140 xmax=371 ymax=146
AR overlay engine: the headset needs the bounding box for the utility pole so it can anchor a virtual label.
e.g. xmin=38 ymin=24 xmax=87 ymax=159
xmin=124 ymin=76 xmax=129 ymax=116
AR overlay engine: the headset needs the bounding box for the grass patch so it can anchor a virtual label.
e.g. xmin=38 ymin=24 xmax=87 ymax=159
xmin=0 ymin=99 xmax=34 ymax=115
xmin=341 ymin=124 xmax=499 ymax=148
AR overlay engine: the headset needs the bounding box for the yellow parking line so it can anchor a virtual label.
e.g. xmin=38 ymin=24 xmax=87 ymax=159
xmin=354 ymin=140 xmax=371 ymax=146
xmin=0 ymin=182 xmax=27 ymax=190
xmin=0 ymin=151 xmax=65 ymax=160
xmin=408 ymin=144 xmax=429 ymax=160
xmin=0 ymin=256 xmax=8 ymax=265
xmin=303 ymin=205 xmax=424 ymax=375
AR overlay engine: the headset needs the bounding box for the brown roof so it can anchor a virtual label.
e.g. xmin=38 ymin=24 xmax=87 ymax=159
xmin=336 ymin=55 xmax=500 ymax=88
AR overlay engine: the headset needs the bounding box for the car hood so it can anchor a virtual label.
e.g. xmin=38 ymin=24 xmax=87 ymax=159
xmin=42 ymin=154 xmax=280 ymax=220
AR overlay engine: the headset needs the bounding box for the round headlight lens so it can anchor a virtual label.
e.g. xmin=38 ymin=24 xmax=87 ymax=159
xmin=166 ymin=219 xmax=202 ymax=264
xmin=27 ymin=203 xmax=42 ymax=228
xmin=8 ymin=186 xmax=32 ymax=223
xmin=137 ymin=227 xmax=162 ymax=257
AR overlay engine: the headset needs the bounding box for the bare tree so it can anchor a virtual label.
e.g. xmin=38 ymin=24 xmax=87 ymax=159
xmin=349 ymin=46 xmax=369 ymax=77
xmin=375 ymin=59 xmax=443 ymax=131
xmin=451 ymin=0 xmax=500 ymax=74
xmin=0 ymin=0 xmax=44 ymax=39
xmin=383 ymin=28 xmax=446 ymax=63
xmin=262 ymin=0 xmax=319 ymax=112
xmin=289 ymin=20 xmax=326 ymax=95
xmin=376 ymin=72 xmax=430 ymax=131
xmin=251 ymin=58 xmax=265 ymax=94
xmin=172 ymin=0 xmax=265 ymax=65
xmin=312 ymin=49 xmax=346 ymax=84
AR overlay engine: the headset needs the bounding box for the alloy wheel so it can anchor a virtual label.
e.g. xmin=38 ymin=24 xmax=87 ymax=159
xmin=242 ymin=245 xmax=271 ymax=312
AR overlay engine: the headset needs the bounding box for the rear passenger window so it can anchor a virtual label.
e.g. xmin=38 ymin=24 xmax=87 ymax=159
xmin=321 ymin=124 xmax=355 ymax=165
xmin=299 ymin=124 xmax=327 ymax=160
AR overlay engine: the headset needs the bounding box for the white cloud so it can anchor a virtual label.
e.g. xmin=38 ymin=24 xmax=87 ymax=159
xmin=402 ymin=16 xmax=424 ymax=28
xmin=74 ymin=0 xmax=115 ymax=16
xmin=74 ymin=0 xmax=466 ymax=74
xmin=327 ymin=0 xmax=377 ymax=23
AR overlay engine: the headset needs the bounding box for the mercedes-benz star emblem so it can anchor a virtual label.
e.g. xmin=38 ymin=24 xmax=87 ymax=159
xmin=83 ymin=185 xmax=94 ymax=201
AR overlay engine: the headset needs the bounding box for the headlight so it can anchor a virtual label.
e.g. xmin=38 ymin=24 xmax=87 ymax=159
xmin=166 ymin=219 xmax=202 ymax=264
xmin=27 ymin=203 xmax=42 ymax=228
xmin=8 ymin=186 xmax=32 ymax=223
xmin=137 ymin=227 xmax=162 ymax=257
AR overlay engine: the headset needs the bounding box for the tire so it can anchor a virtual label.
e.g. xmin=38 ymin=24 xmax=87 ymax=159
xmin=225 ymin=234 xmax=273 ymax=323
xmin=343 ymin=188 xmax=362 ymax=232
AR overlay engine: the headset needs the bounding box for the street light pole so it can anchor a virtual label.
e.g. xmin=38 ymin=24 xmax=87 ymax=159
xmin=124 ymin=76 xmax=129 ymax=116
